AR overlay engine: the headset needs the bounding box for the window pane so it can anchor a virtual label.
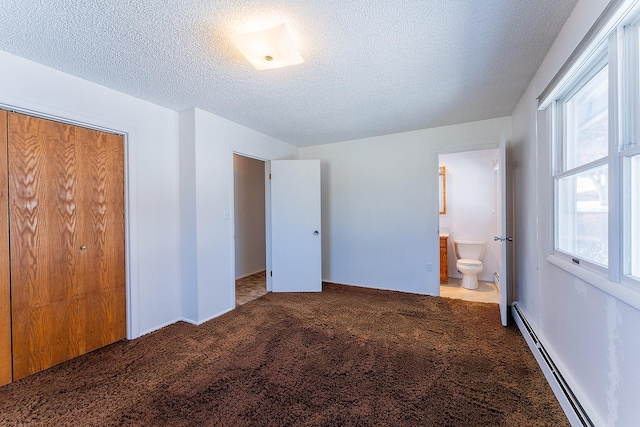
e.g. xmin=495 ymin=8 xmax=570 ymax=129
xmin=565 ymin=66 xmax=608 ymax=170
xmin=557 ymin=164 xmax=608 ymax=266
xmin=631 ymin=155 xmax=640 ymax=278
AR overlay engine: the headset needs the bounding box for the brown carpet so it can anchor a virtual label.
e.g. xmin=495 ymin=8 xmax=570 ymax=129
xmin=0 ymin=284 xmax=568 ymax=426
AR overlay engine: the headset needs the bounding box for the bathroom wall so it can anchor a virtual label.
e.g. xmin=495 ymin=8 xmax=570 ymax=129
xmin=439 ymin=148 xmax=499 ymax=282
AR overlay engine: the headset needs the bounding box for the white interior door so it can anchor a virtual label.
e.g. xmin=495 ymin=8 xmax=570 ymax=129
xmin=270 ymin=160 xmax=322 ymax=292
xmin=496 ymin=138 xmax=510 ymax=326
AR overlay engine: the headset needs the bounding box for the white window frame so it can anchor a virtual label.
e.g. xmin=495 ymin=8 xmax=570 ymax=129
xmin=621 ymin=147 xmax=640 ymax=285
xmin=542 ymin=0 xmax=640 ymax=307
xmin=552 ymin=45 xmax=610 ymax=278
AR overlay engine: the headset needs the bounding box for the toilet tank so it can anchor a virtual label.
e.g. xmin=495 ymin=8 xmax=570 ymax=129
xmin=453 ymin=240 xmax=486 ymax=260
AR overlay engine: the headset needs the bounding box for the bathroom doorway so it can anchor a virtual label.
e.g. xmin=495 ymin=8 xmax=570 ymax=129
xmin=438 ymin=148 xmax=501 ymax=304
xmin=233 ymin=154 xmax=268 ymax=306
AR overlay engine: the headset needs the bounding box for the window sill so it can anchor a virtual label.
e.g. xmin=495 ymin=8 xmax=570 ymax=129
xmin=546 ymin=255 xmax=640 ymax=311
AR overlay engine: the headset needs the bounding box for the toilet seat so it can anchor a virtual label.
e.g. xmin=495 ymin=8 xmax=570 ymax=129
xmin=457 ymin=259 xmax=482 ymax=267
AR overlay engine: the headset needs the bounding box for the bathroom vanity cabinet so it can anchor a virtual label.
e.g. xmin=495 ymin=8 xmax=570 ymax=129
xmin=440 ymin=236 xmax=448 ymax=283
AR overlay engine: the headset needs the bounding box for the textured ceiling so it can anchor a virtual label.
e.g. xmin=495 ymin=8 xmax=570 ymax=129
xmin=0 ymin=1 xmax=577 ymax=147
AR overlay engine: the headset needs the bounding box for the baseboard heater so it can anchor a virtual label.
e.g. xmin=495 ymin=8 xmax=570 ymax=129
xmin=512 ymin=303 xmax=594 ymax=427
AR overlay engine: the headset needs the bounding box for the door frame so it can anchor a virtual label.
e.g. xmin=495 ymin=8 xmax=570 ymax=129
xmin=433 ymin=142 xmax=510 ymax=309
xmin=229 ymin=152 xmax=273 ymax=301
xmin=0 ymin=102 xmax=138 ymax=339
xmin=230 ymin=152 xmax=272 ymax=302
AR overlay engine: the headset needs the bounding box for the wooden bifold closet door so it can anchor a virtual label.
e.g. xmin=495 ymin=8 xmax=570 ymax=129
xmin=3 ymin=111 xmax=126 ymax=382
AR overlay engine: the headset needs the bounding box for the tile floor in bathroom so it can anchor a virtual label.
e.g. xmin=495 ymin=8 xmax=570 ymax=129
xmin=440 ymin=278 xmax=500 ymax=304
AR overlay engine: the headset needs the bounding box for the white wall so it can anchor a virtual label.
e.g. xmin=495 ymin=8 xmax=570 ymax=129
xmin=233 ymin=154 xmax=266 ymax=278
xmin=0 ymin=50 xmax=300 ymax=338
xmin=0 ymin=50 xmax=182 ymax=338
xmin=439 ymin=148 xmax=499 ymax=281
xmin=511 ymin=0 xmax=640 ymax=424
xmin=179 ymin=109 xmax=198 ymax=322
xmin=299 ymin=118 xmax=511 ymax=295
xmin=179 ymin=108 xmax=297 ymax=324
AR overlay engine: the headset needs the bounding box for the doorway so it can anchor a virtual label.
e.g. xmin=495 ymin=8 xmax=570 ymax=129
xmin=233 ymin=154 xmax=268 ymax=306
xmin=438 ymin=148 xmax=501 ymax=304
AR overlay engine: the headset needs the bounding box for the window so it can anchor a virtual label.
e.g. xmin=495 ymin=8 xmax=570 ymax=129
xmin=564 ymin=66 xmax=609 ymax=170
xmin=555 ymin=65 xmax=609 ymax=268
xmin=543 ymin=2 xmax=640 ymax=294
xmin=556 ymin=164 xmax=608 ymax=266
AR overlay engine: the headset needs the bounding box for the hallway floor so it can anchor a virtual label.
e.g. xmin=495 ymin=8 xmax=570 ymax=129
xmin=236 ymin=272 xmax=499 ymax=305
xmin=236 ymin=270 xmax=268 ymax=306
xmin=440 ymin=278 xmax=499 ymax=303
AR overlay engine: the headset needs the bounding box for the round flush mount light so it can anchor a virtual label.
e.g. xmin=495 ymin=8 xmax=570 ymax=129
xmin=230 ymin=23 xmax=304 ymax=70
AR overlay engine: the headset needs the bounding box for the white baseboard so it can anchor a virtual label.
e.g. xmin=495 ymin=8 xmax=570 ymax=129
xmin=182 ymin=307 xmax=235 ymax=326
xmin=137 ymin=306 xmax=237 ymax=337
xmin=235 ymin=268 xmax=266 ymax=280
xmin=137 ymin=317 xmax=183 ymax=338
xmin=512 ymin=302 xmax=594 ymax=427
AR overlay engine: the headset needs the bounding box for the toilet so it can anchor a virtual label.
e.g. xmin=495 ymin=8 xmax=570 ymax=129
xmin=453 ymin=240 xmax=486 ymax=290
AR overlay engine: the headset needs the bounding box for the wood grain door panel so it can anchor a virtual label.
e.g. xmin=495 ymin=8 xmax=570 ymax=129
xmin=0 ymin=111 xmax=12 ymax=386
xmin=8 ymin=113 xmax=125 ymax=380
xmin=8 ymin=113 xmax=80 ymax=380
xmin=75 ymin=126 xmax=126 ymax=353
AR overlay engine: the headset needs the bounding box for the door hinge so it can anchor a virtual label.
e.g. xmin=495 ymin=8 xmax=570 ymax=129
xmin=270 ymin=271 xmax=273 ymax=277
xmin=269 ymin=173 xmax=271 ymax=180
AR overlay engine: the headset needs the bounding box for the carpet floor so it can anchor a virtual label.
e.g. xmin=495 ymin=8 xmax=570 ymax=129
xmin=0 ymin=284 xmax=568 ymax=426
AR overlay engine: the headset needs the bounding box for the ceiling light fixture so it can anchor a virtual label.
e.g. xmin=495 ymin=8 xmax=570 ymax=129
xmin=230 ymin=23 xmax=304 ymax=70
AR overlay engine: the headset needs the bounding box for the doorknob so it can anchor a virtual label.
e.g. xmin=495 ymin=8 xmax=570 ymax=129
xmin=314 ymin=230 xmax=319 ymax=235
xmin=80 ymin=245 xmax=87 ymax=251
